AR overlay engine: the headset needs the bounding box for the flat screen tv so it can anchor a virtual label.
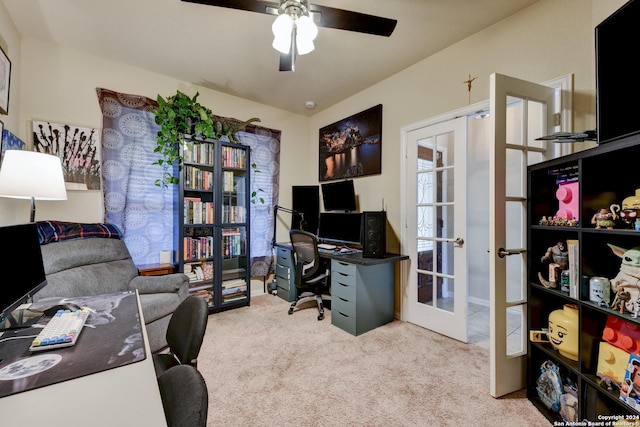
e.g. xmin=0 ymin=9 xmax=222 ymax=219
xmin=317 ymin=212 xmax=362 ymax=246
xmin=321 ymin=179 xmax=357 ymax=212
xmin=0 ymin=223 xmax=48 ymax=329
xmin=595 ymin=0 xmax=640 ymax=144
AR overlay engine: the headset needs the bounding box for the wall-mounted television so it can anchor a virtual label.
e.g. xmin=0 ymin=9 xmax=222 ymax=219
xmin=595 ymin=0 xmax=640 ymax=144
xmin=0 ymin=223 xmax=48 ymax=329
xmin=321 ymin=179 xmax=357 ymax=212
xmin=317 ymin=212 xmax=362 ymax=246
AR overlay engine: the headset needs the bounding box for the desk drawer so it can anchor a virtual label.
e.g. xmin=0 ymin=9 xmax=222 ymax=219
xmin=332 ymin=308 xmax=356 ymax=335
xmin=332 ymin=294 xmax=355 ymax=318
xmin=331 ymin=260 xmax=357 ymax=276
xmin=331 ymin=278 xmax=356 ymax=301
xmin=276 ymin=277 xmax=296 ymax=302
xmin=275 ymin=263 xmax=291 ymax=280
xmin=276 ymin=247 xmax=294 ymax=264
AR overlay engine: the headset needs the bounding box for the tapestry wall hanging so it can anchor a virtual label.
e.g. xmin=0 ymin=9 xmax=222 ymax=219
xmin=32 ymin=120 xmax=101 ymax=190
xmin=318 ymin=104 xmax=382 ymax=182
xmin=0 ymin=128 xmax=25 ymax=166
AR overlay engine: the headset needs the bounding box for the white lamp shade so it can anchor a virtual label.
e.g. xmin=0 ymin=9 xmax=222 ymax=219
xmin=0 ymin=150 xmax=68 ymax=200
xmin=296 ymin=16 xmax=318 ymax=41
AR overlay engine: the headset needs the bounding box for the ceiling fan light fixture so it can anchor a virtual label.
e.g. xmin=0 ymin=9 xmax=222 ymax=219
xmin=272 ymin=14 xmax=294 ymax=53
xmin=295 ymin=15 xmax=317 ymax=55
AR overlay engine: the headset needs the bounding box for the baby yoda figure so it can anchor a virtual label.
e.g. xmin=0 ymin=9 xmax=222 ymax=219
xmin=608 ymin=244 xmax=640 ymax=313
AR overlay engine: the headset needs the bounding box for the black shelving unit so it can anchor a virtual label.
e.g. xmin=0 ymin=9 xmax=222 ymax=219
xmin=527 ymin=134 xmax=640 ymax=422
xmin=178 ymin=136 xmax=251 ymax=312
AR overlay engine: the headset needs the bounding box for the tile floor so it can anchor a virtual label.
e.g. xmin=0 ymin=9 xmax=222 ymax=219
xmin=467 ymin=302 xmax=524 ymax=353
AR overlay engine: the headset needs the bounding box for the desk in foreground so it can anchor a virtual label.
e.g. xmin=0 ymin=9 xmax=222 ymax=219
xmin=0 ymin=292 xmax=167 ymax=426
xmin=274 ymin=243 xmax=408 ymax=336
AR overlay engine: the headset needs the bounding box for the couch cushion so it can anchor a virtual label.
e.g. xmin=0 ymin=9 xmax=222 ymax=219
xmin=40 ymin=238 xmax=134 ymax=276
xmin=139 ymin=293 xmax=183 ymax=323
xmin=34 ymin=259 xmax=137 ymax=301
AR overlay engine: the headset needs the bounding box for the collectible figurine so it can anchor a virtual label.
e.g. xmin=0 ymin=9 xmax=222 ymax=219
xmin=620 ymin=189 xmax=640 ymax=229
xmin=633 ymin=297 xmax=640 ymax=319
xmin=612 ymin=287 xmax=632 ymax=314
xmin=591 ymin=206 xmax=618 ymax=229
xmin=608 ymin=244 xmax=640 ymax=313
xmin=538 ymin=240 xmax=569 ymax=289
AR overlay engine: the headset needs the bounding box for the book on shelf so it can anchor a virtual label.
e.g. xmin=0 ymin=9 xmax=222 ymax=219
xmin=222 ymin=285 xmax=247 ymax=296
xmin=222 ymin=278 xmax=247 ymax=288
xmin=567 ymin=239 xmax=579 ymax=299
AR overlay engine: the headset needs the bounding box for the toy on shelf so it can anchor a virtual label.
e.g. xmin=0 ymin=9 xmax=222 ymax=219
xmin=536 ymin=360 xmax=578 ymax=422
xmin=608 ymin=244 xmax=640 ymax=313
xmin=612 ymin=287 xmax=632 ymax=315
xmin=555 ymin=181 xmax=579 ymax=223
xmin=597 ymin=341 xmax=630 ymax=390
xmin=591 ymin=205 xmax=619 ymax=229
xmin=602 ymin=316 xmax=640 ymax=354
xmin=589 ymin=276 xmax=611 ymax=307
xmin=620 ymin=189 xmax=640 ymax=229
xmin=619 ymin=354 xmax=640 ymax=411
xmin=538 ymin=240 xmax=568 ymax=289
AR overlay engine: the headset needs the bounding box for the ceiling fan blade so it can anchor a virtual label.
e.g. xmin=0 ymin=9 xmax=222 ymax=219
xmin=181 ymin=0 xmax=397 ymax=37
xmin=279 ymin=52 xmax=294 ymax=72
xmin=309 ymin=4 xmax=397 ymax=37
xmin=180 ymin=0 xmax=279 ymax=15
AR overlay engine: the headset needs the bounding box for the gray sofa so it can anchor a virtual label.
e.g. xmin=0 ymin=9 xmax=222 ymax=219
xmin=34 ymin=237 xmax=189 ymax=353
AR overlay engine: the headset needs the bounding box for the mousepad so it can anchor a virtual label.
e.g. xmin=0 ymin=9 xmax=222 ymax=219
xmin=0 ymin=290 xmax=146 ymax=398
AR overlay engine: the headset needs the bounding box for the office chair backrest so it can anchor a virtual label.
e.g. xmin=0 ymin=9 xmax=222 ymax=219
xmin=158 ymin=364 xmax=208 ymax=427
xmin=166 ymin=295 xmax=208 ymax=366
xmin=289 ymin=229 xmax=321 ymax=281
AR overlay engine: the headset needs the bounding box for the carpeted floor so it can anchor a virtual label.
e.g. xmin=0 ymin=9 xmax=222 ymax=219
xmin=198 ymin=294 xmax=550 ymax=426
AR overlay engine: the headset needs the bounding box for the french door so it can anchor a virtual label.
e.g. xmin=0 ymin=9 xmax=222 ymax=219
xmin=402 ymin=117 xmax=468 ymax=342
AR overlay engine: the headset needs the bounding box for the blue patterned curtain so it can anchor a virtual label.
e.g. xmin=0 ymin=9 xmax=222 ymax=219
xmin=235 ymin=125 xmax=281 ymax=277
xmin=96 ymin=88 xmax=177 ymax=266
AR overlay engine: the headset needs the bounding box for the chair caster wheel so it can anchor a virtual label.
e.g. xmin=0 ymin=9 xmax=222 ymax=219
xmin=288 ymin=308 xmax=294 ymax=315
xmin=317 ymin=314 xmax=324 ymax=321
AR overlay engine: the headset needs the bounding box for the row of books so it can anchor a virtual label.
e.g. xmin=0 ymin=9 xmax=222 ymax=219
xmin=223 ymin=171 xmax=237 ymax=192
xmin=222 ymin=204 xmax=245 ymax=223
xmin=221 ymin=146 xmax=246 ymax=169
xmin=183 ymin=142 xmax=215 ymax=165
xmin=184 ymin=261 xmax=214 ymax=283
xmin=184 ymin=165 xmax=214 ymax=190
xmin=184 ymin=235 xmax=215 ymax=261
xmin=222 ymin=229 xmax=244 ymax=258
xmin=222 ymin=278 xmax=247 ymax=301
xmin=184 ymin=197 xmax=214 ymax=224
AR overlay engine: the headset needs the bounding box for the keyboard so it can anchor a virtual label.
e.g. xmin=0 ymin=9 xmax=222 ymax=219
xmin=318 ymin=243 xmax=337 ymax=250
xmin=29 ymin=309 xmax=90 ymax=351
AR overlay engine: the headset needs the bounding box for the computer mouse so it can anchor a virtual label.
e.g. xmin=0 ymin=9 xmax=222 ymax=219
xmin=43 ymin=303 xmax=83 ymax=316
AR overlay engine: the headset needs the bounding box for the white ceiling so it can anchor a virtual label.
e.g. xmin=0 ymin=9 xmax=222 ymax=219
xmin=3 ymin=0 xmax=540 ymax=116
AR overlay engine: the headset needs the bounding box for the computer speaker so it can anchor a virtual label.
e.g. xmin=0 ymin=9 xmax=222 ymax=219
xmin=362 ymin=211 xmax=386 ymax=258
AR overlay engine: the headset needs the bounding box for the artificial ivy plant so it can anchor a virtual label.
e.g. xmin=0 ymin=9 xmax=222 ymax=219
xmin=152 ymin=90 xmax=264 ymax=203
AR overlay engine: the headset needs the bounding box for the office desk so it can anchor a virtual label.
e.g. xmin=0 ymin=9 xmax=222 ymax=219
xmin=274 ymin=242 xmax=408 ymax=335
xmin=0 ymin=291 xmax=167 ymax=426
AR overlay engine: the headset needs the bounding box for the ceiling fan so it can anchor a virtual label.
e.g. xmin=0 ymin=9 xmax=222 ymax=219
xmin=180 ymin=0 xmax=398 ymax=71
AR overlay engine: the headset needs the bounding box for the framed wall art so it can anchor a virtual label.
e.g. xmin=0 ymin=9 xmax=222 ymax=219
xmin=0 ymin=46 xmax=10 ymax=115
xmin=32 ymin=120 xmax=101 ymax=190
xmin=318 ymin=104 xmax=382 ymax=182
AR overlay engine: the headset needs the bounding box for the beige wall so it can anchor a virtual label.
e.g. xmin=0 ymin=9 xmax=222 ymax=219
xmin=0 ymin=0 xmax=628 ymax=243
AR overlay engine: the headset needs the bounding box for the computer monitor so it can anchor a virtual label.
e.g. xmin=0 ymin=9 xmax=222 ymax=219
xmin=317 ymin=212 xmax=362 ymax=246
xmin=321 ymin=179 xmax=357 ymax=212
xmin=0 ymin=223 xmax=48 ymax=328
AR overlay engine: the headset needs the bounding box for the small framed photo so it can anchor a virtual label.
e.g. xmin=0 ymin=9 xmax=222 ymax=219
xmin=0 ymin=46 xmax=10 ymax=115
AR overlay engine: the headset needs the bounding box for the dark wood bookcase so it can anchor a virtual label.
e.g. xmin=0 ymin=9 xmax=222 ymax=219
xmin=527 ymin=134 xmax=640 ymax=423
xmin=178 ymin=136 xmax=251 ymax=313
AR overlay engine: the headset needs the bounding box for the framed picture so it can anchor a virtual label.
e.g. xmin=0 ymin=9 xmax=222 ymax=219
xmin=0 ymin=46 xmax=10 ymax=115
xmin=318 ymin=104 xmax=382 ymax=181
xmin=32 ymin=120 xmax=101 ymax=190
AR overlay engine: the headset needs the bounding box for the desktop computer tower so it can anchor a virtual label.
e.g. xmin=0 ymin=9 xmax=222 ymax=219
xmin=361 ymin=211 xmax=386 ymax=258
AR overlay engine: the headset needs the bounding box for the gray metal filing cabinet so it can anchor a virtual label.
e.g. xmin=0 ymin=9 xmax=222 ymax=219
xmin=275 ymin=245 xmax=296 ymax=302
xmin=330 ymin=259 xmax=394 ymax=336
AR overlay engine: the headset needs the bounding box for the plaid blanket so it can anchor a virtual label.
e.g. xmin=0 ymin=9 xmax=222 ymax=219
xmin=36 ymin=221 xmax=123 ymax=245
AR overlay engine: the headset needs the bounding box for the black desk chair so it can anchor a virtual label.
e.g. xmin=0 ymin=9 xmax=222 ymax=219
xmin=158 ymin=364 xmax=208 ymax=427
xmin=288 ymin=229 xmax=331 ymax=321
xmin=153 ymin=295 xmax=208 ymax=377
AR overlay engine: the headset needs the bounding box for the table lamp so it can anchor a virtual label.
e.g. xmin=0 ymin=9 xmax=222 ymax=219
xmin=0 ymin=150 xmax=68 ymax=222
